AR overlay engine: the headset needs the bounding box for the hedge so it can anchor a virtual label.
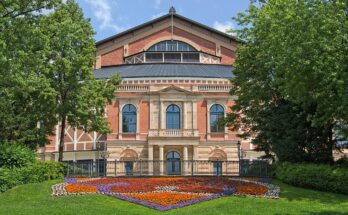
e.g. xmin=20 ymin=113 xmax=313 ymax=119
xmin=276 ymin=162 xmax=348 ymax=195
xmin=0 ymin=161 xmax=66 ymax=192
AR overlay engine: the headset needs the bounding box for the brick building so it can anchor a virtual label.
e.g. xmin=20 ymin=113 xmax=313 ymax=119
xmin=40 ymin=7 xmax=258 ymax=176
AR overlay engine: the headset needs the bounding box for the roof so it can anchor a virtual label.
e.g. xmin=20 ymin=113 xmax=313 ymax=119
xmin=96 ymin=11 xmax=241 ymax=46
xmin=94 ymin=64 xmax=234 ymax=79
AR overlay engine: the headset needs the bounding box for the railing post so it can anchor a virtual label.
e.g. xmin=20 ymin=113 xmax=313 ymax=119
xmin=191 ymin=160 xmax=194 ymax=176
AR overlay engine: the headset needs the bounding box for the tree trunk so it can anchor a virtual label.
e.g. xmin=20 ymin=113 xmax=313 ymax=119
xmin=58 ymin=116 xmax=66 ymax=162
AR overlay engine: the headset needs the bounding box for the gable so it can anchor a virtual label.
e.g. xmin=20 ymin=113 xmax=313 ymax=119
xmin=96 ymin=14 xmax=238 ymax=56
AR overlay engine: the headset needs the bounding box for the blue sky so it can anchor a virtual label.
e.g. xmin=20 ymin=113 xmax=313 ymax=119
xmin=76 ymin=0 xmax=250 ymax=42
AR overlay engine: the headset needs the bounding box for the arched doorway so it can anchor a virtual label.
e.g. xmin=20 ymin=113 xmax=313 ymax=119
xmin=166 ymin=151 xmax=181 ymax=175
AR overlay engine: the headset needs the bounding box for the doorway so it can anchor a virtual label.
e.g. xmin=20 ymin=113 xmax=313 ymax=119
xmin=166 ymin=151 xmax=181 ymax=175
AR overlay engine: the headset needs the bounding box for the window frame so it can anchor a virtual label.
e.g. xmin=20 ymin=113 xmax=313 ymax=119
xmin=122 ymin=104 xmax=137 ymax=133
xmin=166 ymin=104 xmax=181 ymax=129
xmin=210 ymin=104 xmax=225 ymax=133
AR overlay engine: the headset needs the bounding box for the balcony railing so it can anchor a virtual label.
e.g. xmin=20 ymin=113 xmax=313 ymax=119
xmin=148 ymin=129 xmax=199 ymax=138
xmin=198 ymin=85 xmax=231 ymax=92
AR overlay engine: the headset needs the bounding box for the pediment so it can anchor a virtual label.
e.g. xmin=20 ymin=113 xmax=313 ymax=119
xmin=157 ymin=85 xmax=193 ymax=94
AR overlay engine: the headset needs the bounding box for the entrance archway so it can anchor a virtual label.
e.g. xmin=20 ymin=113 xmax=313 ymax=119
xmin=166 ymin=151 xmax=181 ymax=175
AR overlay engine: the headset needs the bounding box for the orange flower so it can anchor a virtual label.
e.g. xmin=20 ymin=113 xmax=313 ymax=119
xmin=148 ymin=177 xmax=186 ymax=182
xmin=65 ymin=184 xmax=97 ymax=193
xmin=235 ymin=185 xmax=268 ymax=195
xmin=124 ymin=192 xmax=206 ymax=206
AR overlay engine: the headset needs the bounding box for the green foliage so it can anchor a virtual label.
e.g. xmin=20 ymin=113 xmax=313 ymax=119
xmin=21 ymin=161 xmax=66 ymax=183
xmin=40 ymin=0 xmax=120 ymax=161
xmin=0 ymin=0 xmax=120 ymax=152
xmin=276 ymin=162 xmax=348 ymax=194
xmin=251 ymin=100 xmax=333 ymax=163
xmin=0 ymin=143 xmax=36 ymax=169
xmin=335 ymin=157 xmax=348 ymax=168
xmin=0 ymin=168 xmax=23 ymax=192
xmin=0 ymin=1 xmax=61 ymax=148
xmin=0 ymin=161 xmax=65 ymax=192
xmin=227 ymin=0 xmax=348 ymax=163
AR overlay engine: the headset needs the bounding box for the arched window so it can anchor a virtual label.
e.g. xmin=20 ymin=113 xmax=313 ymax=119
xmin=148 ymin=40 xmax=197 ymax=52
xmin=210 ymin=104 xmax=224 ymax=133
xmin=166 ymin=151 xmax=180 ymax=159
xmin=122 ymin=104 xmax=136 ymax=133
xmin=146 ymin=40 xmax=199 ymax=63
xmin=166 ymin=104 xmax=181 ymax=129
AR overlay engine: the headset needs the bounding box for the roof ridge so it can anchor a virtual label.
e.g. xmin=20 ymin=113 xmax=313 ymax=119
xmin=96 ymin=13 xmax=242 ymax=46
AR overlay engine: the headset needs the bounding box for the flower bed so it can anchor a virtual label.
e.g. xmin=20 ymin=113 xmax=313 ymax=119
xmin=52 ymin=177 xmax=279 ymax=211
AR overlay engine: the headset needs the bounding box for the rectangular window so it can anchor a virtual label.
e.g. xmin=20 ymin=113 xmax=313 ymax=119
xmin=182 ymin=53 xmax=199 ymax=62
xmin=146 ymin=53 xmax=163 ymax=62
xmin=164 ymin=53 xmax=181 ymax=62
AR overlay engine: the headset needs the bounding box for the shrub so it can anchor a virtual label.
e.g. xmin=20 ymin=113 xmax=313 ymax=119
xmin=335 ymin=157 xmax=348 ymax=168
xmin=0 ymin=143 xmax=36 ymax=168
xmin=22 ymin=161 xmax=66 ymax=183
xmin=276 ymin=162 xmax=348 ymax=194
xmin=0 ymin=168 xmax=23 ymax=192
xmin=0 ymin=161 xmax=66 ymax=192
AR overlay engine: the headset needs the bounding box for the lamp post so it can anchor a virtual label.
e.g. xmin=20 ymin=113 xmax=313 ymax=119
xmin=237 ymin=140 xmax=241 ymax=160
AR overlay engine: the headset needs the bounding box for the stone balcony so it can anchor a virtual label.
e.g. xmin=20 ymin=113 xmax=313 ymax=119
xmin=148 ymin=129 xmax=199 ymax=139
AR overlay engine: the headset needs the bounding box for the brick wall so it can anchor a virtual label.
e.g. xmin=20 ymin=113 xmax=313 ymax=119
xmin=99 ymin=26 xmax=235 ymax=66
xmin=101 ymin=47 xmax=123 ymax=67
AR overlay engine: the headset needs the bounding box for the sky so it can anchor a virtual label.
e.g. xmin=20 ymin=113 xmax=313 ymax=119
xmin=75 ymin=0 xmax=250 ymax=42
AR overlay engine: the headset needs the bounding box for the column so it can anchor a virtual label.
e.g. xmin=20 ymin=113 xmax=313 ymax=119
xmin=207 ymin=101 xmax=211 ymax=140
xmin=118 ymin=108 xmax=123 ymax=140
xmin=193 ymin=146 xmax=198 ymax=160
xmin=183 ymin=146 xmax=188 ymax=175
xmin=148 ymin=146 xmax=153 ymax=175
xmin=182 ymin=102 xmax=186 ymax=129
xmin=224 ymin=103 xmax=228 ymax=140
xmin=159 ymin=146 xmax=164 ymax=176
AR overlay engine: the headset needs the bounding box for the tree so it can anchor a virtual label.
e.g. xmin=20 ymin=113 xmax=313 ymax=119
xmin=0 ymin=0 xmax=60 ymax=148
xmin=227 ymin=0 xmax=348 ymax=163
xmin=41 ymin=0 xmax=120 ymax=161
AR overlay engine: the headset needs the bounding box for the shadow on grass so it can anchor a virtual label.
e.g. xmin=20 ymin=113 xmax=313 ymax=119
xmin=273 ymin=180 xmax=348 ymax=204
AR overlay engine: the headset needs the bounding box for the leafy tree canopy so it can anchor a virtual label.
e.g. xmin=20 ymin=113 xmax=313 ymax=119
xmin=227 ymin=0 xmax=348 ymax=163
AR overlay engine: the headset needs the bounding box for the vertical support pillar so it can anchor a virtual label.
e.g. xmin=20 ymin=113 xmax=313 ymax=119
xmin=224 ymin=103 xmax=228 ymax=140
xmin=159 ymin=146 xmax=164 ymax=175
xmin=160 ymin=101 xmax=165 ymax=129
xmin=148 ymin=145 xmax=153 ymax=175
xmin=118 ymin=108 xmax=123 ymax=140
xmin=182 ymin=102 xmax=186 ymax=129
xmin=183 ymin=146 xmax=188 ymax=175
xmin=192 ymin=101 xmax=197 ymax=130
xmin=206 ymin=101 xmax=211 ymax=140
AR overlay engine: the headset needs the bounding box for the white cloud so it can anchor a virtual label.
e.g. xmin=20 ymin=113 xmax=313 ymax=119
xmin=151 ymin=12 xmax=166 ymax=19
xmin=213 ymin=21 xmax=236 ymax=36
xmin=84 ymin=0 xmax=125 ymax=32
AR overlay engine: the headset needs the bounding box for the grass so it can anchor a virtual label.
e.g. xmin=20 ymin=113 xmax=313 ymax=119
xmin=0 ymin=180 xmax=348 ymax=215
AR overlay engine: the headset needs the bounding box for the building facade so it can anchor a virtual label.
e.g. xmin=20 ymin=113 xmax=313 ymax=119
xmin=40 ymin=8 xmax=258 ymax=176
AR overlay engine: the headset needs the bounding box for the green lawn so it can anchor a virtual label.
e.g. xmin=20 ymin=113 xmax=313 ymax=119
xmin=0 ymin=180 xmax=347 ymax=215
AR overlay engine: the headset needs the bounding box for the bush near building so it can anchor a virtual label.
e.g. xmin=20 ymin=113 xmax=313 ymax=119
xmin=276 ymin=162 xmax=348 ymax=195
xmin=0 ymin=143 xmax=65 ymax=192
